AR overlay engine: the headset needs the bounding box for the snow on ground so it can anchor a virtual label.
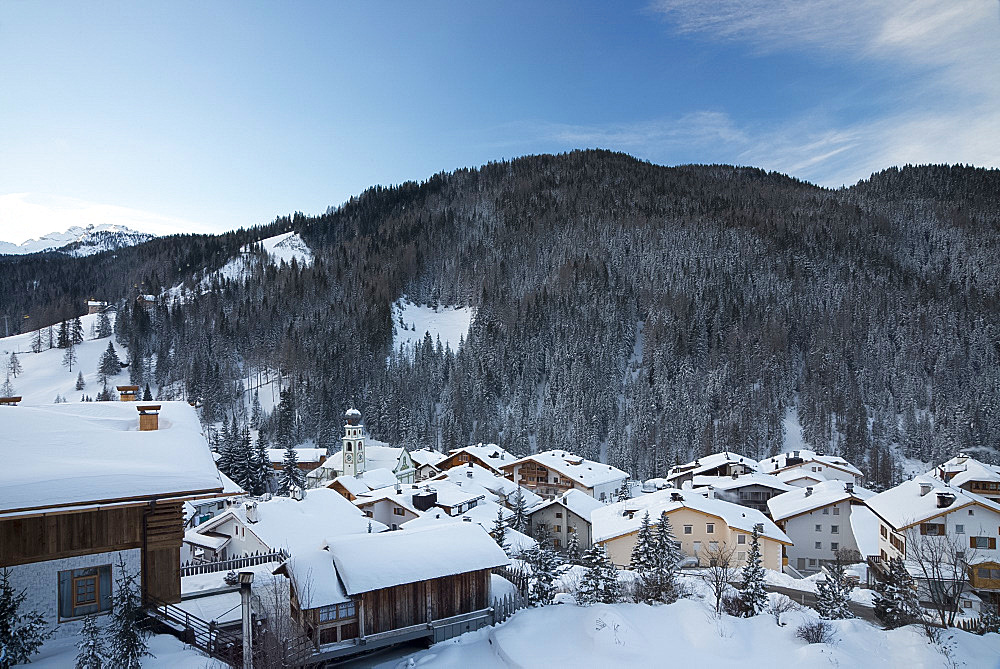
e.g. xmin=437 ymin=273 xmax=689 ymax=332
xmin=0 ymin=312 xmax=126 ymax=405
xmin=377 ymin=595 xmax=1000 ymax=669
xmin=14 ymin=632 xmax=225 ymax=668
xmin=259 ymin=231 xmax=312 ymax=266
xmin=782 ymin=407 xmax=808 ymax=454
xmin=391 ymin=298 xmax=474 ymax=355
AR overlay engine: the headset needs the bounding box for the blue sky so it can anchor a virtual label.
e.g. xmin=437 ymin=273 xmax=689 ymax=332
xmin=1 ymin=1 xmax=998 ymax=243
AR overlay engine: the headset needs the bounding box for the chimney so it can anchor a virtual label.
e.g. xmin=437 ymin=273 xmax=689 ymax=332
xmin=290 ymin=486 xmax=305 ymax=501
xmin=395 ymin=482 xmax=402 ymax=495
xmin=466 ymin=469 xmax=473 ymax=478
xmin=805 ymin=487 xmax=813 ymax=497
xmin=137 ymin=404 xmax=160 ymax=431
xmin=731 ymin=472 xmax=739 ymax=480
xmin=117 ymin=385 xmax=139 ymax=401
xmin=670 ymin=492 xmax=683 ymax=502
xmin=462 ymin=516 xmax=473 ymax=522
xmin=245 ymin=502 xmax=259 ymax=524
xmin=845 ymin=482 xmax=854 ymax=494
xmin=707 ymin=487 xmax=716 ymax=500
xmin=919 ymin=482 xmax=933 ymax=497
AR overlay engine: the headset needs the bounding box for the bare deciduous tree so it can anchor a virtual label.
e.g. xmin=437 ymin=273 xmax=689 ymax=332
xmin=905 ymin=528 xmax=979 ymax=628
xmin=702 ymin=542 xmax=738 ymax=614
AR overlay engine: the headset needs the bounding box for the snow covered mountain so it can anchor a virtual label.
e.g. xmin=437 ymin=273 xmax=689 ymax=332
xmin=0 ymin=224 xmax=154 ymax=256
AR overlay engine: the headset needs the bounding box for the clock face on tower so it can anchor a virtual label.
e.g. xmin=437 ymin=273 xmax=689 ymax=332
xmin=345 ymin=453 xmax=353 ymax=463
xmin=358 ymin=452 xmax=364 ymax=461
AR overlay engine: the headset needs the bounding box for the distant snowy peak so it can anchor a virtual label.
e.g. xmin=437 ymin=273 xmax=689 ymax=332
xmin=0 ymin=224 xmax=154 ymax=256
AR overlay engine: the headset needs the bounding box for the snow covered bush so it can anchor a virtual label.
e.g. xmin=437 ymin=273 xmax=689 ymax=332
xmin=795 ymin=620 xmax=836 ymax=645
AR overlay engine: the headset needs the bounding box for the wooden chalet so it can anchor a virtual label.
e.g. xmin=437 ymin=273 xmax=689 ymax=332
xmin=276 ymin=523 xmax=509 ymax=661
xmin=0 ymin=402 xmax=225 ymax=635
xmin=435 ymin=444 xmax=515 ymax=475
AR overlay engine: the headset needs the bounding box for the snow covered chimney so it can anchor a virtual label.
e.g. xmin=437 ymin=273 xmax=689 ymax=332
xmin=670 ymin=492 xmax=683 ymax=502
xmin=919 ymin=482 xmax=933 ymax=497
xmin=845 ymin=482 xmax=854 ymax=494
xmin=805 ymin=487 xmax=813 ymax=497
xmin=466 ymin=469 xmax=473 ymax=478
xmin=136 ymin=404 xmax=160 ymax=431
xmin=731 ymin=472 xmax=739 ymax=480
xmin=395 ymin=482 xmax=402 ymax=494
xmin=290 ymin=485 xmax=305 ymax=501
xmin=936 ymin=492 xmax=956 ymax=509
xmin=245 ymin=502 xmax=259 ymax=524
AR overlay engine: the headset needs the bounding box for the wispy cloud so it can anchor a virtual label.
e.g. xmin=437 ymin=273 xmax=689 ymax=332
xmin=528 ymin=1 xmax=1000 ymax=186
xmin=0 ymin=193 xmax=210 ymax=245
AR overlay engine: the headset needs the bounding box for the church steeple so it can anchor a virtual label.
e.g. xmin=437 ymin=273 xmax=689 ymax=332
xmin=343 ymin=408 xmax=365 ymax=477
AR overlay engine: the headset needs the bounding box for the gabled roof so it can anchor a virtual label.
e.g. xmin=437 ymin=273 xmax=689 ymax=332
xmin=666 ymin=452 xmax=759 ymax=480
xmin=929 ymin=455 xmax=1000 ymax=488
xmin=692 ymin=472 xmax=793 ymax=494
xmin=592 ymin=488 xmax=790 ymax=544
xmin=446 ymin=444 xmax=516 ymax=471
xmin=326 ymin=523 xmax=509 ymax=595
xmin=500 ymin=450 xmax=628 ymax=488
xmin=775 ymin=469 xmax=828 ymax=486
xmin=530 ymin=489 xmax=605 ymax=522
xmin=759 ymin=450 xmax=862 ymax=478
xmin=428 ymin=463 xmax=543 ymax=507
xmin=410 ymin=447 xmax=447 ymax=469
xmin=193 ymin=488 xmax=384 ymax=554
xmin=767 ymin=480 xmax=875 ymax=522
xmin=865 ymin=475 xmax=1000 ymax=530
xmin=266 ymin=448 xmax=327 ymax=464
xmin=0 ymin=401 xmax=223 ymax=516
xmin=313 ymin=444 xmax=411 ymax=477
xmin=328 ymin=468 xmax=399 ymax=497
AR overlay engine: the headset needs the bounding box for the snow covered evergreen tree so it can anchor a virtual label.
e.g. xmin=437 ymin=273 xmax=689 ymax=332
xmin=7 ymin=353 xmax=21 ymax=379
xmin=739 ymin=526 xmax=767 ymax=616
xmin=76 ymin=371 xmax=86 ymax=390
xmin=57 ymin=320 xmax=71 ymax=349
xmin=105 ymin=558 xmax=150 ymax=668
xmin=63 ymin=345 xmax=77 ymax=372
xmin=0 ymin=568 xmax=51 ymax=667
xmin=75 ymin=614 xmax=107 ymax=669
xmin=490 ymin=506 xmax=509 ymax=554
xmin=630 ymin=512 xmax=659 ymax=572
xmin=576 ymin=543 xmax=620 ymax=605
xmin=565 ymin=528 xmax=581 ymax=565
xmin=71 ymin=317 xmax=84 ymax=345
xmin=873 ymin=557 xmax=920 ymax=629
xmin=278 ymin=446 xmax=305 ymax=495
xmin=527 ymin=546 xmax=561 ymax=607
xmin=1 ymin=373 xmax=14 ymax=398
xmin=96 ymin=312 xmax=113 ymax=339
xmin=98 ymin=342 xmax=121 ymax=382
xmin=142 ymin=383 xmax=152 ymax=401
xmin=510 ymin=488 xmax=528 ymax=533
xmin=816 ymin=561 xmax=854 ymax=620
xmin=31 ymin=328 xmax=43 ymax=353
xmin=250 ymin=390 xmax=262 ymax=429
xmin=656 ymin=512 xmax=681 ymax=599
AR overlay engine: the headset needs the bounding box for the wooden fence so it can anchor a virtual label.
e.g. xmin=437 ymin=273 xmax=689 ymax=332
xmin=180 ymin=550 xmax=288 ymax=577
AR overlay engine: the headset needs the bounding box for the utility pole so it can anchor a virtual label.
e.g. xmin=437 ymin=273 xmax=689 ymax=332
xmin=239 ymin=571 xmax=254 ymax=669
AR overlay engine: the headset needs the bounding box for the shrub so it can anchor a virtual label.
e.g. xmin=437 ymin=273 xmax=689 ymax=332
xmin=796 ymin=620 xmax=836 ymax=645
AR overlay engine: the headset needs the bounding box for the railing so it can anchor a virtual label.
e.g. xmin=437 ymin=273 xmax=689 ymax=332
xmin=145 ymin=594 xmax=243 ymax=667
xmin=493 ymin=565 xmax=529 ymax=598
xmin=181 ymin=550 xmax=289 ymax=577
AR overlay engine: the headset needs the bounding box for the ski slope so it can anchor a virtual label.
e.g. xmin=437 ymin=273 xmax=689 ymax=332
xmin=0 ymin=312 xmax=128 ymax=405
xmin=391 ymin=298 xmax=474 ymax=355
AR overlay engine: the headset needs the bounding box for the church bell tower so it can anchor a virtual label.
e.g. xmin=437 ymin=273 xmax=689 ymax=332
xmin=343 ymin=408 xmax=366 ymax=477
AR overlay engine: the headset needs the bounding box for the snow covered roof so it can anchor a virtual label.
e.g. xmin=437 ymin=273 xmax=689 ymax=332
xmin=410 ymin=447 xmax=447 ymax=469
xmin=849 ymin=505 xmax=880 ymax=558
xmin=929 ymin=455 xmax=1000 ymax=488
xmin=531 ymin=489 xmax=605 ymax=521
xmin=315 ymin=444 xmax=411 ymax=476
xmin=0 ymin=401 xmax=223 ymax=515
xmin=278 ymin=547 xmax=351 ymax=609
xmin=759 ymin=450 xmax=863 ymax=477
xmin=429 ymin=463 xmax=543 ymax=507
xmin=774 ymin=468 xmax=828 ymax=486
xmin=183 ymin=529 xmax=231 ymax=551
xmin=195 ymin=488 xmax=384 ymax=554
xmin=326 ymin=523 xmax=509 ymax=595
xmin=692 ymin=472 xmax=794 ymax=494
xmin=666 ymin=452 xmax=759 ymax=480
xmin=767 ymin=480 xmax=874 ymax=521
xmin=865 ymin=475 xmax=1000 ymax=530
xmin=266 ymin=447 xmax=327 ymax=464
xmin=219 ymin=471 xmax=246 ymax=495
xmin=329 ymin=468 xmax=399 ymax=496
xmin=447 ymin=444 xmax=516 ymax=471
xmin=501 ymin=450 xmax=628 ymax=488
xmin=592 ymin=488 xmax=790 ymax=544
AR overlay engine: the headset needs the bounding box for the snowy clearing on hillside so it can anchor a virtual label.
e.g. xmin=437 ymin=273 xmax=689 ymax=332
xmin=258 ymin=231 xmax=313 ymax=266
xmin=13 ymin=632 xmax=225 ymax=668
xmin=391 ymin=298 xmax=474 ymax=356
xmin=379 ymin=596 xmax=1000 ymax=669
xmin=782 ymin=408 xmax=808 ymax=453
xmin=0 ymin=312 xmax=127 ymax=405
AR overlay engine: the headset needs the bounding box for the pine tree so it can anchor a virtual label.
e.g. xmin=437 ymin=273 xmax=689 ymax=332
xmin=617 ymin=478 xmax=631 ymax=502
xmin=63 ymin=344 xmax=78 ymax=372
xmin=46 ymin=325 xmax=54 ymax=349
xmin=576 ymin=543 xmax=620 ymax=605
xmin=510 ymin=488 xmax=528 ymax=533
xmin=739 ymin=526 xmax=768 ymax=616
xmin=656 ymin=512 xmax=681 ymax=598
xmin=490 ymin=506 xmax=509 ymax=554
xmin=565 ymin=528 xmax=581 ymax=565
xmin=75 ymin=614 xmax=107 ymax=669
xmin=250 ymin=390 xmax=262 ymax=429
xmin=278 ymin=446 xmax=305 ymax=495
xmin=630 ymin=512 xmax=659 ymax=572
xmin=142 ymin=383 xmax=152 ymax=401
xmin=57 ymin=320 xmax=71 ymax=349
xmin=96 ymin=312 xmax=113 ymax=339
xmin=873 ymin=557 xmax=920 ymax=629
xmin=527 ymin=545 xmax=561 ymax=607
xmin=71 ymin=317 xmax=84 ymax=345
xmin=7 ymin=353 xmax=22 ymax=379
xmin=31 ymin=328 xmax=43 ymax=353
xmin=816 ymin=561 xmax=854 ymax=620
xmin=76 ymin=371 xmax=86 ymax=390
xmin=251 ymin=433 xmax=272 ymax=495
xmin=1 ymin=373 xmax=14 ymax=398
xmin=98 ymin=342 xmax=121 ymax=382
xmin=105 ymin=557 xmax=150 ymax=668
xmin=0 ymin=567 xmax=52 ymax=667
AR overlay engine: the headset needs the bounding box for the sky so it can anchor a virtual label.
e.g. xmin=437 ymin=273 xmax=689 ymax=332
xmin=1 ymin=1 xmax=998 ymax=244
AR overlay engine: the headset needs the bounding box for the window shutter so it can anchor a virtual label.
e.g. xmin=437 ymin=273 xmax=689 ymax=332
xmin=58 ymin=570 xmax=73 ymax=619
xmin=991 ymin=538 xmax=997 ymax=550
xmin=971 ymin=536 xmax=976 ymax=549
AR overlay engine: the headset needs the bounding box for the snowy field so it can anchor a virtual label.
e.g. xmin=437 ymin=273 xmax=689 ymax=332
xmin=13 ymin=632 xmax=226 ymax=668
xmin=378 ymin=596 xmax=1000 ymax=669
xmin=0 ymin=312 xmax=127 ymax=405
xmin=391 ymin=298 xmax=474 ymax=355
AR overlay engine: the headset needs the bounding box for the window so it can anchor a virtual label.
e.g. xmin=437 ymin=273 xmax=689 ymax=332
xmin=59 ymin=565 xmax=112 ymax=620
xmin=977 ymin=568 xmax=1000 ymax=580
xmin=555 ymin=512 xmax=563 ymax=519
xmin=553 ymin=538 xmax=561 ymax=548
xmin=709 ymin=541 xmax=719 ymax=551
xmin=968 ymin=509 xmax=974 ymax=515
xmin=738 ymin=535 xmax=746 ymax=545
xmin=554 ymin=525 xmax=561 ymax=533
xmin=683 ymin=525 xmax=693 ymax=535
xmin=706 ymin=523 xmax=715 ymax=534
xmin=808 ymin=559 xmax=817 ymax=566
xmin=815 ymin=542 xmax=822 ymax=550
xmin=822 ymin=508 xmax=829 ymax=515
xmin=318 ymin=602 xmax=356 ymax=622
xmin=920 ymin=523 xmax=945 ymax=536
xmin=832 ymin=507 xmax=840 ymax=515
xmin=890 ymin=534 xmax=905 ymax=553
xmin=815 ymin=524 xmax=822 ymax=532
xmin=737 ymin=551 xmax=746 ymax=561
xmin=393 ymin=507 xmax=405 ymax=516
xmin=831 ymin=525 xmax=839 ymax=535
xmin=831 ymin=542 xmax=839 ymax=551
xmin=365 ymin=510 xmax=373 ymax=518
xmin=880 ymin=525 xmax=888 ymax=539
xmin=955 ymin=524 xmax=965 ymax=534
xmin=971 ymin=537 xmax=997 ymax=549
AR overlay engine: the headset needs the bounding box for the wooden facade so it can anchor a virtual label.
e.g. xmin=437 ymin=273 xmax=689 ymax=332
xmin=0 ymin=501 xmax=185 ymax=604
xmin=437 ymin=451 xmax=501 ymax=474
xmin=361 ymin=569 xmax=491 ymax=635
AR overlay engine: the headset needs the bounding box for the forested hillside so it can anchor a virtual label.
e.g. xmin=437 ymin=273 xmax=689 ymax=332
xmin=3 ymin=150 xmax=998 ymax=488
